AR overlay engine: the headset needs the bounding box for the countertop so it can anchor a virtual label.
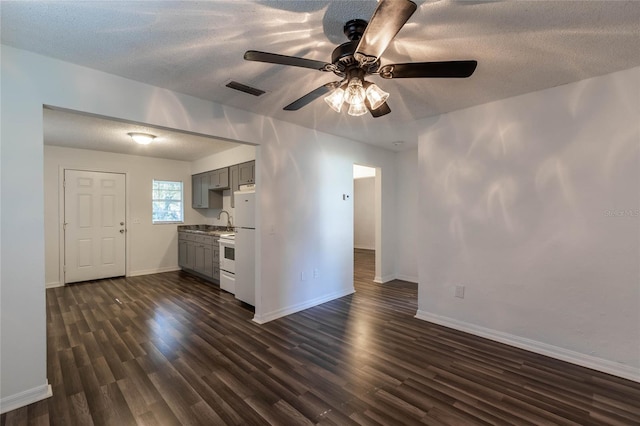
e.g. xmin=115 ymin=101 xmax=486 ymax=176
xmin=177 ymin=225 xmax=235 ymax=236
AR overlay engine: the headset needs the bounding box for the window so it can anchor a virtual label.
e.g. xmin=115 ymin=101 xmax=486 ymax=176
xmin=152 ymin=180 xmax=183 ymax=223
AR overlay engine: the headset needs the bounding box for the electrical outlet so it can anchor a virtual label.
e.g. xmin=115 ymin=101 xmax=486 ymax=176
xmin=313 ymin=269 xmax=319 ymax=279
xmin=455 ymin=285 xmax=465 ymax=299
xmin=133 ymin=218 xmax=141 ymax=224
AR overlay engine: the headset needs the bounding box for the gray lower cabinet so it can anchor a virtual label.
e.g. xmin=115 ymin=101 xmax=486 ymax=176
xmin=178 ymin=232 xmax=219 ymax=283
xmin=178 ymin=238 xmax=194 ymax=270
xmin=213 ymin=245 xmax=220 ymax=281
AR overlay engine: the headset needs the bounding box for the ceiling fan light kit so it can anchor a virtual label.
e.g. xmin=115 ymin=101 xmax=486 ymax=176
xmin=323 ymin=78 xmax=390 ymax=117
xmin=244 ymin=0 xmax=477 ymax=118
xmin=365 ymin=83 xmax=390 ymax=111
xmin=324 ymin=87 xmax=346 ymax=113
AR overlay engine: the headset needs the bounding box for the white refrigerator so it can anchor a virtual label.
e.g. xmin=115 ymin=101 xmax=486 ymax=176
xmin=234 ymin=189 xmax=255 ymax=306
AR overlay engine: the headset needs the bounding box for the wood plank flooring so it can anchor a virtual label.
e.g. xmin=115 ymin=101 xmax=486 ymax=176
xmin=2 ymin=249 xmax=640 ymax=425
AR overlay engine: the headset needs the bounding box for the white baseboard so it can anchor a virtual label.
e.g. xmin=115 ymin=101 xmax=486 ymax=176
xmin=373 ymin=274 xmax=396 ymax=284
xmin=0 ymin=383 xmax=52 ymax=414
xmin=253 ymin=288 xmax=355 ymax=324
xmin=127 ymin=266 xmax=181 ymax=277
xmin=354 ymin=245 xmax=375 ymax=251
xmin=415 ymin=310 xmax=640 ymax=383
xmin=395 ymin=274 xmax=418 ymax=283
xmin=47 ymin=268 xmax=181 ymax=287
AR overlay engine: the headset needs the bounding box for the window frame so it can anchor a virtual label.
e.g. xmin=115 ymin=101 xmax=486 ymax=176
xmin=152 ymin=179 xmax=184 ymax=224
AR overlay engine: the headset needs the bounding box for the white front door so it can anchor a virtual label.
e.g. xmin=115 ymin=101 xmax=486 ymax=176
xmin=64 ymin=170 xmax=126 ymax=283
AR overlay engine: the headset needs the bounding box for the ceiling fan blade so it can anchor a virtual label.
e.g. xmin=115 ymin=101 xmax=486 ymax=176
xmin=379 ymin=61 xmax=478 ymax=79
xmin=355 ymin=0 xmax=417 ymax=65
xmin=368 ymin=101 xmax=391 ymax=118
xmin=244 ymin=50 xmax=334 ymax=72
xmin=283 ymin=81 xmax=342 ymax=111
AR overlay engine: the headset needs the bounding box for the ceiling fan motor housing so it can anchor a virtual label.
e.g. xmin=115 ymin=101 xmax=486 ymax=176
xmin=331 ymin=34 xmax=380 ymax=77
xmin=343 ymin=19 xmax=367 ymax=41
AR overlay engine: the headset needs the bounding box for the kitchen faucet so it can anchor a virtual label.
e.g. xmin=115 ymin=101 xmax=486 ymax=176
xmin=217 ymin=210 xmax=233 ymax=230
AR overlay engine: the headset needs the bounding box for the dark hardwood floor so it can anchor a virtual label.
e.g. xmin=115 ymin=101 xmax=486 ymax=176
xmin=2 ymin=249 xmax=640 ymax=425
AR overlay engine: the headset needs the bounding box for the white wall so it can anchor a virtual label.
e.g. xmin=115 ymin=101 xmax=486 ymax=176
xmin=191 ymin=143 xmax=255 ymax=174
xmin=43 ymin=146 xmax=201 ymax=286
xmin=415 ymin=66 xmax=640 ymax=381
xmin=354 ymin=177 xmax=375 ymax=250
xmin=0 ymin=45 xmax=399 ymax=410
xmin=395 ymin=149 xmax=419 ymax=282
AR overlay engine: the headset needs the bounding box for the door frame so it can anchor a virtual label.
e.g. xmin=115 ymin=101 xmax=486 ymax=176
xmin=352 ymin=163 xmax=383 ymax=282
xmin=57 ymin=166 xmax=130 ymax=285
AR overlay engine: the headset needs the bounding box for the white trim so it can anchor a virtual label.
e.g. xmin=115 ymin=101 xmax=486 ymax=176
xmin=46 ymin=266 xmax=181 ymax=286
xmin=354 ymin=245 xmax=376 ymax=251
xmin=373 ymin=274 xmax=396 ymax=284
xmin=0 ymin=383 xmax=52 ymax=414
xmin=395 ymin=274 xmax=418 ymax=284
xmin=127 ymin=266 xmax=181 ymax=277
xmin=415 ymin=310 xmax=640 ymax=383
xmin=253 ymin=288 xmax=355 ymax=324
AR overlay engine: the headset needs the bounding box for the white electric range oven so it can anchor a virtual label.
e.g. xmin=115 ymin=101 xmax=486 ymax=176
xmin=219 ymin=233 xmax=235 ymax=294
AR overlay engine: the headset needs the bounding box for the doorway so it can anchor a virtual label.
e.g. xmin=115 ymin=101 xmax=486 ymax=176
xmin=353 ymin=164 xmax=381 ymax=282
xmin=64 ymin=169 xmax=126 ymax=283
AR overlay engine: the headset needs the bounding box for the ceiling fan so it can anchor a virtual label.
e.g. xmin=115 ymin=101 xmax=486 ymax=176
xmin=244 ymin=0 xmax=477 ymax=118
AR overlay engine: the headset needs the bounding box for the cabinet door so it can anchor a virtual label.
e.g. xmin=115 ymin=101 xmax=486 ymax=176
xmin=203 ymin=244 xmax=214 ymax=278
xmin=218 ymin=168 xmax=229 ymax=189
xmin=200 ymin=173 xmax=210 ymax=207
xmin=209 ymin=168 xmax=229 ymax=190
xmin=186 ymin=241 xmax=196 ymax=270
xmin=229 ymin=165 xmax=239 ymax=208
xmin=238 ymin=161 xmax=255 ymax=185
xmin=178 ymin=238 xmax=189 ymax=268
xmin=213 ymin=265 xmax=220 ymax=282
xmin=194 ymin=243 xmax=206 ymax=273
xmin=192 ymin=175 xmax=202 ymax=208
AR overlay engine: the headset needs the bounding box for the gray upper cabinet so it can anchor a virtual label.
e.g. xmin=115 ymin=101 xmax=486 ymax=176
xmin=192 ymin=173 xmax=206 ymax=208
xmin=192 ymin=173 xmax=222 ymax=209
xmin=209 ymin=168 xmax=229 ymax=190
xmin=238 ymin=161 xmax=255 ymax=185
xmin=192 ymin=162 xmax=252 ymax=210
xmin=229 ymin=165 xmax=239 ymax=208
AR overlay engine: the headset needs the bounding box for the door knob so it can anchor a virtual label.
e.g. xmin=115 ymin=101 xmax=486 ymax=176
xmin=120 ymin=229 xmax=125 ymax=234
xmin=120 ymin=222 xmax=125 ymax=226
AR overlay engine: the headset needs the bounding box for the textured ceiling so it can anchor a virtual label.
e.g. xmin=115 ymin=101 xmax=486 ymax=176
xmin=43 ymin=108 xmax=243 ymax=162
xmin=3 ymin=0 xmax=640 ymax=154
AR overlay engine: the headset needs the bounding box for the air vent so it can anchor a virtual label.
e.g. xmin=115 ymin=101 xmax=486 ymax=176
xmin=225 ymin=81 xmax=266 ymax=97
